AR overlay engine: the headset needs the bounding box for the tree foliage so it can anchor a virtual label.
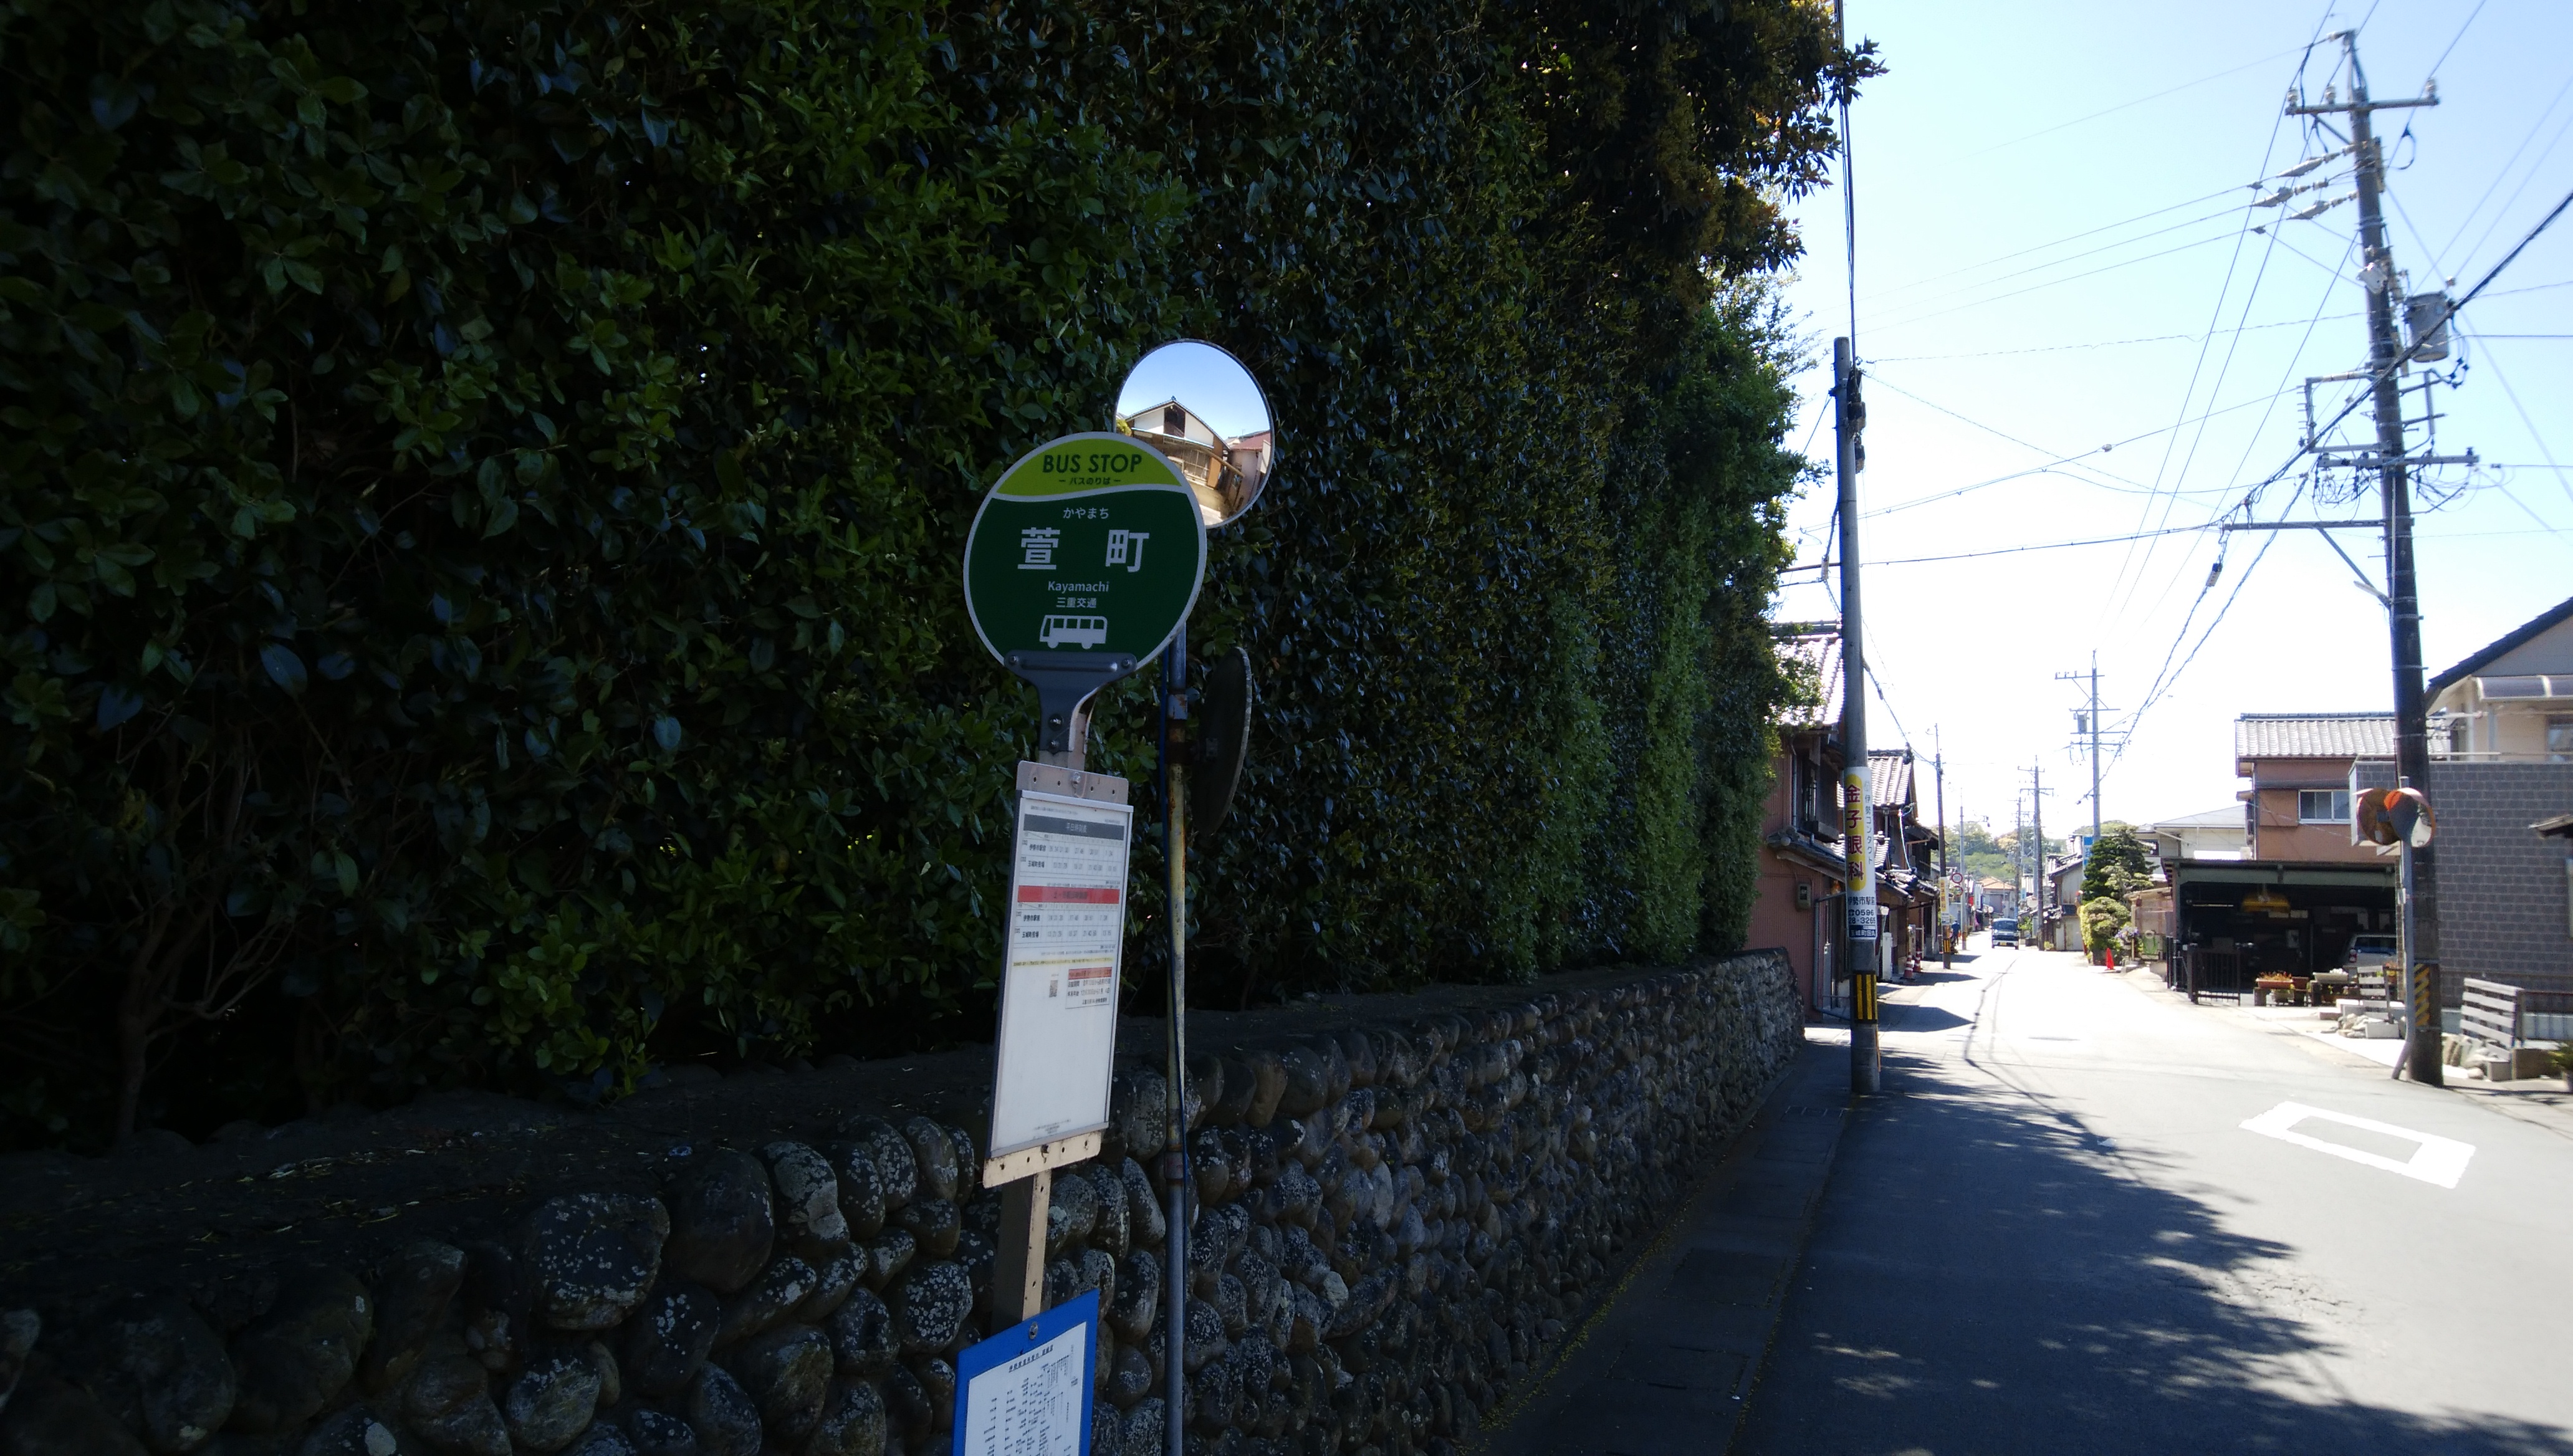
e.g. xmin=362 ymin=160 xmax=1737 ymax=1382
xmin=2079 ymin=825 xmax=2154 ymax=905
xmin=0 ymin=0 xmax=1864 ymax=1147
xmin=2077 ymin=825 xmax=2151 ymax=959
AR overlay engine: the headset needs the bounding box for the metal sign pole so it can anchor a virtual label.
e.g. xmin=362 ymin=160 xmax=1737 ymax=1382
xmin=1159 ymin=630 xmax=1189 ymax=1456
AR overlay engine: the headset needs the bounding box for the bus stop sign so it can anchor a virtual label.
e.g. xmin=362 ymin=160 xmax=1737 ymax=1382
xmin=964 ymin=432 xmax=1207 ymax=669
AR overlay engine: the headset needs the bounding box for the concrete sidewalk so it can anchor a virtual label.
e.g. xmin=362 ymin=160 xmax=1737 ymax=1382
xmin=1477 ymin=1028 xmax=1854 ymax=1456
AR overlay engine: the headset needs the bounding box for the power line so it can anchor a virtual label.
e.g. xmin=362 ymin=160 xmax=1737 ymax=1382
xmin=2111 ymin=478 xmax=2307 ymax=776
xmin=1854 ymin=378 xmax=2312 ymax=520
xmin=1868 ymin=229 xmax=2248 ymax=337
xmin=2290 ymin=182 xmax=2573 ymax=463
xmin=2107 ymin=216 xmax=2291 ymax=618
xmin=1866 ymin=312 xmax=2365 ymax=362
xmin=2128 ymin=230 xmax=2357 ymax=629
xmin=2422 ymin=0 xmax=2489 ymax=84
xmin=2096 ymin=90 xmax=2300 ymax=622
xmin=1856 ymin=184 xmax=2251 ymax=305
xmin=1863 ymin=201 xmax=2259 ymax=318
xmin=1836 ymin=522 xmax=2215 ymax=568
xmin=1965 ymin=45 xmax=2318 ymax=158
xmin=2438 ymin=69 xmax=2573 ymax=271
xmin=2455 ymin=320 xmax=2573 ymax=509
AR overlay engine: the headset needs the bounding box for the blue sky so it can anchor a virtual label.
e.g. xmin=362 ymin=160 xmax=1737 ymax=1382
xmin=1113 ymin=341 xmax=1273 ymax=440
xmin=1773 ymin=0 xmax=2573 ymax=845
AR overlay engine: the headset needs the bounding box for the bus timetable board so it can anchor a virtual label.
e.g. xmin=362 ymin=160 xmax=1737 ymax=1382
xmin=987 ymin=785 xmax=1134 ymax=1158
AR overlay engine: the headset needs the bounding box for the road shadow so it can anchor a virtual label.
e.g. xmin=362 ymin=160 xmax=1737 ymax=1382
xmin=1880 ymin=1003 xmax=1974 ymax=1035
xmin=1735 ymin=1042 xmax=2572 ymax=1455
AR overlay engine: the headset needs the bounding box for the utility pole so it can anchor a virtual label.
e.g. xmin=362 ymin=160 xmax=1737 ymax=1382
xmin=1835 ymin=336 xmax=1879 ymax=1094
xmin=2031 ymin=764 xmax=2047 ymax=947
xmin=1933 ymin=739 xmax=1950 ymax=969
xmin=2056 ymin=654 xmax=2107 ymax=842
xmin=2014 ymin=793 xmax=2026 ymax=926
xmin=1829 ymin=0 xmax=1876 ymax=1094
xmin=2288 ymin=31 xmax=2443 ymax=1085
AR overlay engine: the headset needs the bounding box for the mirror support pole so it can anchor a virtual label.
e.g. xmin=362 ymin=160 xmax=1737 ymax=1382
xmin=1158 ymin=629 xmax=1190 ymax=1456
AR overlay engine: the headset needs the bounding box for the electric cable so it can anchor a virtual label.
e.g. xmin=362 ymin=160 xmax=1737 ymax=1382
xmin=2106 ymin=218 xmax=2290 ymax=618
xmin=1868 ymin=229 xmax=2252 ymax=337
xmin=1862 ymin=201 xmax=2261 ymax=317
xmin=2422 ymin=0 xmax=2488 ymax=83
xmin=2453 ymin=320 xmax=2573 ymax=509
xmin=1965 ymin=45 xmax=2319 ymax=159
xmin=1855 ymin=378 xmax=2316 ymax=520
xmin=1857 ymin=185 xmax=2252 ymax=306
xmin=2130 ymin=231 xmax=2356 ymax=627
xmin=2438 ymin=69 xmax=2573 ymax=270
xmin=2453 ymin=102 xmax=2573 ymax=281
xmin=1867 ymin=312 xmax=2364 ymax=363
xmin=2094 ymin=118 xmax=2292 ymax=622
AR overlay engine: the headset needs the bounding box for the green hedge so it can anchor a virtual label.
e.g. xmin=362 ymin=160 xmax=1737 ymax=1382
xmin=0 ymin=0 xmax=1857 ymax=1147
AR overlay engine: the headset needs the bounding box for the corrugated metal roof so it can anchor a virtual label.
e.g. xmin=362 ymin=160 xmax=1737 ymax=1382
xmin=2233 ymin=712 xmax=2394 ymax=760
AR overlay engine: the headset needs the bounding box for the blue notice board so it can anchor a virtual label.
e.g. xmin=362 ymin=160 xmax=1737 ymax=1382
xmin=952 ymin=1288 xmax=1099 ymax=1456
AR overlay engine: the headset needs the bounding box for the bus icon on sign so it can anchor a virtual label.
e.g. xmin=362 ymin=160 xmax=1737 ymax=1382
xmin=1039 ymin=614 xmax=1109 ymax=649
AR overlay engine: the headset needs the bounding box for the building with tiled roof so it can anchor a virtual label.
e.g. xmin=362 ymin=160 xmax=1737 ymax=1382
xmin=2233 ymin=712 xmax=2391 ymax=864
xmin=2231 ymin=712 xmax=2395 ymax=770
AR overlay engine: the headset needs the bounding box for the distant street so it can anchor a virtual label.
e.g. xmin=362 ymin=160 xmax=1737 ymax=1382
xmin=1736 ymin=939 xmax=2573 ymax=1455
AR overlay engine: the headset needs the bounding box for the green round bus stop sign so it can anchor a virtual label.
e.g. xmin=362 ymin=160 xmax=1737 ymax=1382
xmin=963 ymin=433 xmax=1207 ymax=748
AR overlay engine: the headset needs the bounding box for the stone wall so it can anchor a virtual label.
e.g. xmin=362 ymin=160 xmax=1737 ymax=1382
xmin=0 ymin=953 xmax=1800 ymax=1456
xmin=2425 ymin=762 xmax=2573 ymax=986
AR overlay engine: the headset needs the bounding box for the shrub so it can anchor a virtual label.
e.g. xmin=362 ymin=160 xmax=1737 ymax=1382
xmin=0 ymin=0 xmax=1858 ymax=1146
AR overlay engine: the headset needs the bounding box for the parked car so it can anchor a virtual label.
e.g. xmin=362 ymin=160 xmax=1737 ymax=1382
xmin=2344 ymin=933 xmax=2398 ymax=972
xmin=1990 ymin=917 xmax=2020 ymax=947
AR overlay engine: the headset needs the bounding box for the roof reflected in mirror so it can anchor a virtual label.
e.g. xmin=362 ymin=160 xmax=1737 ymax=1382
xmin=1114 ymin=341 xmax=1274 ymax=529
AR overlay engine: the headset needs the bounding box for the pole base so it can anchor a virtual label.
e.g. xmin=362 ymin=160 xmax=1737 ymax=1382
xmin=1851 ymin=1022 xmax=1881 ymax=1094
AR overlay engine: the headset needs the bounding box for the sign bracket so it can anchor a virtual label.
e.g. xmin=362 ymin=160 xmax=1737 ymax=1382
xmin=1009 ymin=650 xmax=1139 ymax=759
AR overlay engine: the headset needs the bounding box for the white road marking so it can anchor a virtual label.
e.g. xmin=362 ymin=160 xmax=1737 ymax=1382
xmin=2238 ymin=1101 xmax=2475 ymax=1188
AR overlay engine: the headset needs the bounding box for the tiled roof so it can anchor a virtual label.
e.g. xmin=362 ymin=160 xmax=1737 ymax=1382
xmin=1868 ymin=749 xmax=1912 ymax=807
xmin=2145 ymin=805 xmax=2249 ymax=830
xmin=2233 ymin=712 xmax=2394 ymax=760
xmin=1773 ymin=631 xmax=1843 ymax=727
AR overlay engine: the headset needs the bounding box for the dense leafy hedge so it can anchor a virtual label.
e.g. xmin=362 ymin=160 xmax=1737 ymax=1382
xmin=0 ymin=0 xmax=1857 ymax=1147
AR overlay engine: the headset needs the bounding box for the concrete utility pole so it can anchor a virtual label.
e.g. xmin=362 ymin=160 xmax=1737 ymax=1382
xmin=2056 ymin=655 xmax=2106 ymax=841
xmin=1934 ymin=741 xmax=1951 ymax=969
xmin=2031 ymin=764 xmax=2046 ymax=944
xmin=2288 ymin=31 xmax=2444 ymax=1085
xmin=1836 ymin=337 xmax=1879 ymax=1094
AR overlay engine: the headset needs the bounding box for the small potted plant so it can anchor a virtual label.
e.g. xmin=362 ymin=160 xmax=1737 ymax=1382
xmin=2551 ymin=1040 xmax=2573 ymax=1093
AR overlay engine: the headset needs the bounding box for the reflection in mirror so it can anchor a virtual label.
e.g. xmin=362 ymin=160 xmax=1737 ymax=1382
xmin=1113 ymin=340 xmax=1274 ymax=529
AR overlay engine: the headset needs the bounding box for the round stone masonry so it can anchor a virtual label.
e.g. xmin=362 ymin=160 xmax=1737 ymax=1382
xmin=0 ymin=952 xmax=1796 ymax=1456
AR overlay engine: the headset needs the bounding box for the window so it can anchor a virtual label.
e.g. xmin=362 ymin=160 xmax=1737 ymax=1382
xmin=2550 ymin=716 xmax=2573 ymax=764
xmin=2298 ymin=790 xmax=2350 ymax=823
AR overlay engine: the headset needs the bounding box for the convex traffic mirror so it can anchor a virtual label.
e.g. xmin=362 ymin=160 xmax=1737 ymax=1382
xmin=1114 ymin=341 xmax=1275 ymax=529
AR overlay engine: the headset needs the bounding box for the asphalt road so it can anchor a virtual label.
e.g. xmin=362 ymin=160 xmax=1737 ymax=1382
xmin=1734 ymin=940 xmax=2573 ymax=1456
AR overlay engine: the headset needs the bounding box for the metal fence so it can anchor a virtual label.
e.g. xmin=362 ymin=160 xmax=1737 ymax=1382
xmin=2176 ymin=945 xmax=2249 ymax=1003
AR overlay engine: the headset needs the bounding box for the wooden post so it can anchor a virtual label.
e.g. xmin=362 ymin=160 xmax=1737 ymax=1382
xmin=992 ymin=1166 xmax=1052 ymax=1326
